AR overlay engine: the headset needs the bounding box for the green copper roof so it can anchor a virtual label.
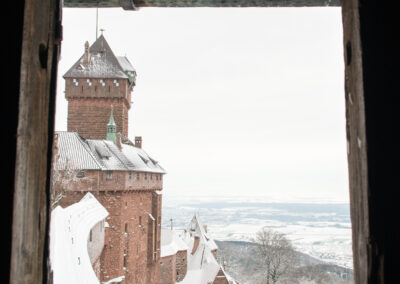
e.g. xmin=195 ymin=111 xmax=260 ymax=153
xmin=106 ymin=109 xmax=116 ymax=143
xmin=107 ymin=108 xmax=116 ymax=126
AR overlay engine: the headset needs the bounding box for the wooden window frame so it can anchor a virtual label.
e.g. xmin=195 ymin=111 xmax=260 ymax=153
xmin=6 ymin=0 xmax=392 ymax=283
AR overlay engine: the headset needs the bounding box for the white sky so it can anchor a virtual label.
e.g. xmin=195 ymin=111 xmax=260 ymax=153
xmin=56 ymin=7 xmax=348 ymax=202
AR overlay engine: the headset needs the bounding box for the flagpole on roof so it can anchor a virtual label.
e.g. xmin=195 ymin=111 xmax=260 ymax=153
xmin=96 ymin=7 xmax=99 ymax=39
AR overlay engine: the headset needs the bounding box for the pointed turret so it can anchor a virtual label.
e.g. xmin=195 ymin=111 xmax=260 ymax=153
xmin=64 ymin=35 xmax=135 ymax=139
xmin=106 ymin=107 xmax=117 ymax=143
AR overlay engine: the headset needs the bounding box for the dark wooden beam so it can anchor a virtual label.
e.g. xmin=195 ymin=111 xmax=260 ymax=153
xmin=63 ymin=0 xmax=340 ymax=9
xmin=342 ymin=0 xmax=396 ymax=283
xmin=9 ymin=0 xmax=61 ymax=282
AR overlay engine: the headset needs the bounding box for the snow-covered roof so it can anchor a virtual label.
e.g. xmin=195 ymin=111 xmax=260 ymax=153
xmin=180 ymin=243 xmax=220 ymax=284
xmin=87 ymin=140 xmax=133 ymax=171
xmin=178 ymin=214 xmax=220 ymax=284
xmin=56 ymin=132 xmax=102 ymax=170
xmin=55 ymin=131 xmax=166 ymax=174
xmin=186 ymin=214 xmax=218 ymax=251
xmin=161 ymin=229 xmax=188 ymax=258
xmin=64 ymin=35 xmax=130 ymax=79
xmin=50 ymin=193 xmax=109 ymax=284
xmin=116 ymin=56 xmax=135 ymax=73
xmin=120 ymin=142 xmax=166 ymax=173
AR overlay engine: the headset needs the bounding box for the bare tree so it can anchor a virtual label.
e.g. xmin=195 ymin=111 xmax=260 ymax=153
xmin=252 ymin=228 xmax=297 ymax=284
xmin=50 ymin=156 xmax=94 ymax=210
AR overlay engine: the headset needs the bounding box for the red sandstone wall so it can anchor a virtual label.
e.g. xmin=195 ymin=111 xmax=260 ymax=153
xmin=160 ymin=255 xmax=176 ymax=284
xmin=65 ymin=77 xmax=131 ymax=140
xmin=56 ymin=171 xmax=163 ymax=193
xmin=67 ymin=98 xmax=129 ymax=139
xmin=60 ymin=187 xmax=162 ymax=283
xmin=175 ymin=250 xmax=187 ymax=282
xmin=213 ymin=268 xmax=229 ymax=284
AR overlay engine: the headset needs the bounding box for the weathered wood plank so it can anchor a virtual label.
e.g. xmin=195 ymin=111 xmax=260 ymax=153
xmin=10 ymin=0 xmax=61 ymax=282
xmin=341 ymin=0 xmax=371 ymax=283
xmin=63 ymin=0 xmax=341 ymax=8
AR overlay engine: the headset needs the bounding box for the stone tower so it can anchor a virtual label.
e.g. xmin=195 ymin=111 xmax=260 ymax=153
xmin=64 ymin=35 xmax=136 ymax=140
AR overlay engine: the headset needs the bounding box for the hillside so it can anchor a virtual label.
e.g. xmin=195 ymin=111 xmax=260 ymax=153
xmin=215 ymin=240 xmax=353 ymax=284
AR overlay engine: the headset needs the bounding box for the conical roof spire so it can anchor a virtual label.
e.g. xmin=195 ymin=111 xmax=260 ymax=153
xmin=107 ymin=106 xmax=116 ymax=126
xmin=106 ymin=106 xmax=117 ymax=143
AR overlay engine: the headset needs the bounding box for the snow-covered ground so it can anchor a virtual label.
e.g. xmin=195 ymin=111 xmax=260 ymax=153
xmin=162 ymin=195 xmax=353 ymax=269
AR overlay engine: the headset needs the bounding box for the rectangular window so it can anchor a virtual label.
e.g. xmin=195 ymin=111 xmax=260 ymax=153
xmin=129 ymin=172 xmax=132 ymax=179
xmin=89 ymin=229 xmax=92 ymax=242
xmin=125 ymin=223 xmax=128 ymax=233
xmin=150 ymin=173 xmax=152 ymax=180
xmin=144 ymin=173 xmax=147 ymax=180
xmin=76 ymin=170 xmax=85 ymax=178
xmin=139 ymin=216 xmax=142 ymax=226
xmin=136 ymin=172 xmax=140 ymax=180
xmin=106 ymin=171 xmax=112 ymax=180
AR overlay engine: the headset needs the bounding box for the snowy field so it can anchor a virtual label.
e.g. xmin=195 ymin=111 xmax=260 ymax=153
xmin=162 ymin=195 xmax=353 ymax=269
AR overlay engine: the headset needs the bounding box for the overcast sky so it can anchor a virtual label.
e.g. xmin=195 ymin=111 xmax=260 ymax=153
xmin=56 ymin=7 xmax=348 ymax=202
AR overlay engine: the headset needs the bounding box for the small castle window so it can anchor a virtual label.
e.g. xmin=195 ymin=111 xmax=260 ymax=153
xmin=144 ymin=173 xmax=147 ymax=180
xmin=129 ymin=172 xmax=132 ymax=179
xmin=136 ymin=172 xmax=140 ymax=180
xmin=150 ymin=173 xmax=153 ymax=180
xmin=139 ymin=216 xmax=142 ymax=226
xmin=125 ymin=223 xmax=128 ymax=233
xmin=76 ymin=171 xmax=85 ymax=178
xmin=106 ymin=171 xmax=112 ymax=180
xmin=73 ymin=78 xmax=79 ymax=86
xmin=89 ymin=229 xmax=92 ymax=242
xmin=86 ymin=79 xmax=92 ymax=86
xmin=113 ymin=79 xmax=119 ymax=87
xmin=100 ymin=79 xmax=105 ymax=86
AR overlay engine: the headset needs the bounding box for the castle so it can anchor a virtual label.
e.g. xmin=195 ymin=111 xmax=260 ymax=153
xmin=53 ymin=35 xmax=165 ymax=283
xmin=53 ymin=35 xmax=236 ymax=284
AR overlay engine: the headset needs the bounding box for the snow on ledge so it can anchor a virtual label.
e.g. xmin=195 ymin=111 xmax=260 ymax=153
xmin=103 ymin=275 xmax=125 ymax=284
xmin=50 ymin=193 xmax=109 ymax=284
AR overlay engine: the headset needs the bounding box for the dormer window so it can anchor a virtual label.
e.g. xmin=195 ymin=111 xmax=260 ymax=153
xmin=73 ymin=78 xmax=79 ymax=86
xmin=113 ymin=79 xmax=119 ymax=87
xmin=100 ymin=79 xmax=105 ymax=86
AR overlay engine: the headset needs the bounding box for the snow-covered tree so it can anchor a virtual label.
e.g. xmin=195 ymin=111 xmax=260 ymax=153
xmin=253 ymin=228 xmax=297 ymax=284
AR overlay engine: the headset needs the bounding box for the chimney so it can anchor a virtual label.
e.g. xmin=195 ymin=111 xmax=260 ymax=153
xmin=135 ymin=136 xmax=142 ymax=148
xmin=116 ymin=133 xmax=122 ymax=149
xmin=83 ymin=41 xmax=90 ymax=66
